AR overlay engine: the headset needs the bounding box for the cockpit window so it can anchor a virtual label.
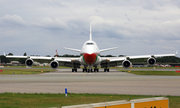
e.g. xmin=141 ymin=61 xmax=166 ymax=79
xmin=86 ymin=43 xmax=94 ymax=45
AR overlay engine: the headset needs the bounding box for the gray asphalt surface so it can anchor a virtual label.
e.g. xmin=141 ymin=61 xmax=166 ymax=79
xmin=0 ymin=69 xmax=180 ymax=96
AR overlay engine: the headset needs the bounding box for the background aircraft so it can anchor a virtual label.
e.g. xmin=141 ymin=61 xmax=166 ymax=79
xmin=4 ymin=24 xmax=178 ymax=72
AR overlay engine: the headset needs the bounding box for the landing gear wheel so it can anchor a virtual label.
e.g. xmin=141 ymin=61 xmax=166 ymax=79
xmin=91 ymin=69 xmax=93 ymax=73
xmin=104 ymin=68 xmax=106 ymax=72
xmin=107 ymin=68 xmax=109 ymax=72
xmin=94 ymin=68 xmax=99 ymax=72
xmin=83 ymin=67 xmax=87 ymax=72
xmin=72 ymin=69 xmax=77 ymax=72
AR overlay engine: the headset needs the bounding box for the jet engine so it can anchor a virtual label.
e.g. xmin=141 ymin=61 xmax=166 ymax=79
xmin=50 ymin=61 xmax=59 ymax=69
xmin=122 ymin=60 xmax=131 ymax=68
xmin=25 ymin=58 xmax=34 ymax=67
xmin=147 ymin=57 xmax=156 ymax=65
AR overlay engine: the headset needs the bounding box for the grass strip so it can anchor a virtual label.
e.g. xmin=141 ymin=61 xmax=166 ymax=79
xmin=3 ymin=66 xmax=71 ymax=68
xmin=0 ymin=69 xmax=55 ymax=75
xmin=119 ymin=70 xmax=180 ymax=75
xmin=0 ymin=93 xmax=179 ymax=108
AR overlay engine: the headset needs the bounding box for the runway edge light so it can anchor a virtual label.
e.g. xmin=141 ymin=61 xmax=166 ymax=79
xmin=65 ymin=88 xmax=67 ymax=97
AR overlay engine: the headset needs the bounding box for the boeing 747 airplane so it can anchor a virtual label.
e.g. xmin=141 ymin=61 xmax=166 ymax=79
xmin=4 ymin=24 xmax=178 ymax=72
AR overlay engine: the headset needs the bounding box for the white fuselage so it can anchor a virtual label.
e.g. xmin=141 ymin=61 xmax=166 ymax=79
xmin=80 ymin=40 xmax=101 ymax=66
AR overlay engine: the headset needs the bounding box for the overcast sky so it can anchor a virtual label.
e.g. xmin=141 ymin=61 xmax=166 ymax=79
xmin=0 ymin=0 xmax=180 ymax=57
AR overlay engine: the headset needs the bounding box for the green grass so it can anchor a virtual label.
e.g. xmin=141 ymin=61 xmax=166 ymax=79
xmin=4 ymin=66 xmax=70 ymax=68
xmin=111 ymin=66 xmax=180 ymax=70
xmin=0 ymin=69 xmax=55 ymax=75
xmin=120 ymin=70 xmax=180 ymax=75
xmin=0 ymin=93 xmax=179 ymax=108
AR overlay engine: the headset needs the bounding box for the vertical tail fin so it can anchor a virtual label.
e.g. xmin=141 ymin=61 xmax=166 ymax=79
xmin=90 ymin=23 xmax=92 ymax=41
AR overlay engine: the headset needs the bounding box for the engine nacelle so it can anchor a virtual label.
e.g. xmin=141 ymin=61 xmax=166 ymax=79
xmin=122 ymin=60 xmax=131 ymax=68
xmin=25 ymin=58 xmax=34 ymax=67
xmin=50 ymin=61 xmax=59 ymax=69
xmin=147 ymin=57 xmax=156 ymax=65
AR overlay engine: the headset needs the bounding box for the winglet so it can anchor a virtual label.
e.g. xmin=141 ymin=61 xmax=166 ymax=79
xmin=176 ymin=50 xmax=178 ymax=55
xmin=90 ymin=23 xmax=92 ymax=41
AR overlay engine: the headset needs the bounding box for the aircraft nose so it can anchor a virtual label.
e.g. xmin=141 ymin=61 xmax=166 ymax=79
xmin=83 ymin=53 xmax=97 ymax=64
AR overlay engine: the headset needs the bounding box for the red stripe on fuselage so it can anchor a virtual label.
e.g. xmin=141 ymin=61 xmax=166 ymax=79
xmin=83 ymin=53 xmax=97 ymax=64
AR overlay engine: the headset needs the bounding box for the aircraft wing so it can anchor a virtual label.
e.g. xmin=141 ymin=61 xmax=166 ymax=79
xmin=128 ymin=51 xmax=178 ymax=59
xmin=55 ymin=57 xmax=80 ymax=62
xmin=101 ymin=57 xmax=126 ymax=62
xmin=5 ymin=54 xmax=80 ymax=62
xmin=101 ymin=51 xmax=178 ymax=62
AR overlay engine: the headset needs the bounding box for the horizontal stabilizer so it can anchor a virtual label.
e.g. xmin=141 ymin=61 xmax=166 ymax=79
xmin=64 ymin=47 xmax=81 ymax=52
xmin=100 ymin=47 xmax=118 ymax=52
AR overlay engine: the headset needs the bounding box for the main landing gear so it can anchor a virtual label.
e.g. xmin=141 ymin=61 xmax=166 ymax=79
xmin=104 ymin=68 xmax=109 ymax=72
xmin=72 ymin=68 xmax=77 ymax=72
xmin=82 ymin=68 xmax=87 ymax=72
xmin=88 ymin=69 xmax=93 ymax=73
xmin=103 ymin=61 xmax=109 ymax=72
xmin=94 ymin=67 xmax=99 ymax=72
xmin=83 ymin=68 xmax=93 ymax=73
xmin=73 ymin=68 xmax=109 ymax=72
xmin=72 ymin=62 xmax=79 ymax=72
xmin=82 ymin=67 xmax=99 ymax=73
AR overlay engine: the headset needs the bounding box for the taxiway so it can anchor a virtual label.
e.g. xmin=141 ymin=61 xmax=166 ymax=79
xmin=0 ymin=69 xmax=180 ymax=96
